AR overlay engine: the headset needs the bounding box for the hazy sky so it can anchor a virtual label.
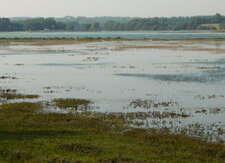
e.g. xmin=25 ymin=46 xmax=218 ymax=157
xmin=1 ymin=0 xmax=225 ymax=18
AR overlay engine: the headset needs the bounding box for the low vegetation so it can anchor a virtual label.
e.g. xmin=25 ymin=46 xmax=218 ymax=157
xmin=0 ymin=101 xmax=225 ymax=162
xmin=53 ymin=98 xmax=92 ymax=110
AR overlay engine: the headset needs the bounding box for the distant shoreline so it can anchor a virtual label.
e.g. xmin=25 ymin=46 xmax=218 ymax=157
xmin=0 ymin=30 xmax=225 ymax=33
xmin=1 ymin=31 xmax=225 ymax=40
xmin=1 ymin=37 xmax=225 ymax=42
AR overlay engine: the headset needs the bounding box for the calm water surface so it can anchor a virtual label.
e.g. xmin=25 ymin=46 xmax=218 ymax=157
xmin=0 ymin=31 xmax=225 ymax=39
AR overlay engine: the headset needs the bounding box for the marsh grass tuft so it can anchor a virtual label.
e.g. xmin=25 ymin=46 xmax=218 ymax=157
xmin=0 ymin=76 xmax=17 ymax=80
xmin=53 ymin=98 xmax=92 ymax=110
xmin=0 ymin=89 xmax=39 ymax=100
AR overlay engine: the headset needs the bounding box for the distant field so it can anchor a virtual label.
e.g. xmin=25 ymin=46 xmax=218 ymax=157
xmin=201 ymin=24 xmax=220 ymax=30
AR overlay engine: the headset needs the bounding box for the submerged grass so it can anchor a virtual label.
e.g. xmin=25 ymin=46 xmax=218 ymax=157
xmin=0 ymin=93 xmax=39 ymax=100
xmin=0 ymin=101 xmax=225 ymax=162
xmin=128 ymin=99 xmax=177 ymax=109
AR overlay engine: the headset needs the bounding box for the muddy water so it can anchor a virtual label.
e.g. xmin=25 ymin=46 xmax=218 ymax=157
xmin=1 ymin=39 xmax=225 ymax=141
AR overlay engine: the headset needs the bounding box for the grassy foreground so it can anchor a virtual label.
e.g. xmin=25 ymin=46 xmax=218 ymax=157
xmin=0 ymin=102 xmax=225 ymax=163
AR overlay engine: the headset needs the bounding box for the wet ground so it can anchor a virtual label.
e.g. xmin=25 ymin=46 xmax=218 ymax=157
xmin=1 ymin=38 xmax=225 ymax=141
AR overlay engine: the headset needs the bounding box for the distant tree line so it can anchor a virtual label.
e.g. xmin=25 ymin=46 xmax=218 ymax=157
xmin=103 ymin=14 xmax=225 ymax=31
xmin=1 ymin=14 xmax=225 ymax=32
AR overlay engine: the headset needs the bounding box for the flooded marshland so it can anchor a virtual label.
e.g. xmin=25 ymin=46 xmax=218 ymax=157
xmin=1 ymin=36 xmax=225 ymax=141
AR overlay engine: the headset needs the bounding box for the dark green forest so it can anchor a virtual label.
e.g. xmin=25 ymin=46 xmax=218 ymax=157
xmin=1 ymin=14 xmax=225 ymax=31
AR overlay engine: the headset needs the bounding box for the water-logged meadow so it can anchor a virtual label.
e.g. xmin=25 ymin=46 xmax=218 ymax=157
xmin=1 ymin=33 xmax=225 ymax=162
xmin=1 ymin=36 xmax=225 ymax=141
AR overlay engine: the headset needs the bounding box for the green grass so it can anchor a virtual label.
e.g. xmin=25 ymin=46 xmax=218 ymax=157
xmin=0 ymin=102 xmax=224 ymax=162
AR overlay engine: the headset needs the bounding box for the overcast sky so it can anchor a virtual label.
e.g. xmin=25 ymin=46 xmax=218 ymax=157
xmin=1 ymin=0 xmax=225 ymax=18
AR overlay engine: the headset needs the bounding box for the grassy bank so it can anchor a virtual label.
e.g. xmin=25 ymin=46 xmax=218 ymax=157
xmin=0 ymin=101 xmax=224 ymax=162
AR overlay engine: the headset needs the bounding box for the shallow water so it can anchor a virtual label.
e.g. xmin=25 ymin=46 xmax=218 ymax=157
xmin=1 ymin=39 xmax=225 ymax=141
xmin=1 ymin=31 xmax=225 ymax=39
